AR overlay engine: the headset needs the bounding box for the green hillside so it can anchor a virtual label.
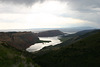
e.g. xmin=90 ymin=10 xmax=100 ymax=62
xmin=34 ymin=32 xmax=100 ymax=67
xmin=0 ymin=42 xmax=40 ymax=67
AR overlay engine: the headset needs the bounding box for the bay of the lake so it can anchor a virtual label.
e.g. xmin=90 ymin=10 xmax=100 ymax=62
xmin=26 ymin=36 xmax=61 ymax=52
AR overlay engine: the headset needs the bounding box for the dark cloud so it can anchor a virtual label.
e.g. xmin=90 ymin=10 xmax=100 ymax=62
xmin=1 ymin=0 xmax=100 ymax=12
xmin=0 ymin=0 xmax=100 ymax=28
xmin=0 ymin=0 xmax=45 ymax=6
xmin=61 ymin=0 xmax=100 ymax=12
xmin=60 ymin=0 xmax=100 ymax=24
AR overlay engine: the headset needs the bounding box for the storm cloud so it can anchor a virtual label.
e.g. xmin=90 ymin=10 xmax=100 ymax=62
xmin=59 ymin=0 xmax=100 ymax=25
xmin=0 ymin=0 xmax=100 ymax=29
xmin=61 ymin=0 xmax=100 ymax=12
xmin=0 ymin=0 xmax=45 ymax=6
xmin=1 ymin=0 xmax=100 ymax=11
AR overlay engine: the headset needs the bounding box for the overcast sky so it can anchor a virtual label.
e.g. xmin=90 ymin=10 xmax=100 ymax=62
xmin=0 ymin=0 xmax=100 ymax=29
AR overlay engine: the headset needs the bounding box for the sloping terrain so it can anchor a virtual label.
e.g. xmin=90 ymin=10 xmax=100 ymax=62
xmin=59 ymin=29 xmax=96 ymax=42
xmin=37 ymin=30 xmax=64 ymax=37
xmin=0 ymin=32 xmax=39 ymax=50
xmin=33 ymin=29 xmax=100 ymax=55
xmin=34 ymin=31 xmax=100 ymax=67
xmin=59 ymin=29 xmax=100 ymax=46
xmin=0 ymin=42 xmax=40 ymax=67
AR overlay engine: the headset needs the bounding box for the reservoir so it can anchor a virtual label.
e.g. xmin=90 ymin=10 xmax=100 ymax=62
xmin=26 ymin=36 xmax=61 ymax=52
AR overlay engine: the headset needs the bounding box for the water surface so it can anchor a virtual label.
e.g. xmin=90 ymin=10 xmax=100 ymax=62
xmin=26 ymin=36 xmax=61 ymax=52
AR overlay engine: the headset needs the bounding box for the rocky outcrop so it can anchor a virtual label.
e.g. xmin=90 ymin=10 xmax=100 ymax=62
xmin=0 ymin=32 xmax=39 ymax=50
xmin=37 ymin=30 xmax=64 ymax=37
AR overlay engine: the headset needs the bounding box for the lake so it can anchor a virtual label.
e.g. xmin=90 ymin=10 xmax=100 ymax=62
xmin=26 ymin=36 xmax=61 ymax=52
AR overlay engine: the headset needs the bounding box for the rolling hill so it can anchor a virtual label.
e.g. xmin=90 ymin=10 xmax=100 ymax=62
xmin=34 ymin=30 xmax=100 ymax=67
xmin=0 ymin=41 xmax=40 ymax=67
xmin=37 ymin=30 xmax=64 ymax=37
xmin=0 ymin=32 xmax=39 ymax=50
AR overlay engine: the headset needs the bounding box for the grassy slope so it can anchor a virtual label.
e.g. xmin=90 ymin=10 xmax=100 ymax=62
xmin=34 ymin=32 xmax=100 ymax=67
xmin=0 ymin=42 xmax=40 ymax=67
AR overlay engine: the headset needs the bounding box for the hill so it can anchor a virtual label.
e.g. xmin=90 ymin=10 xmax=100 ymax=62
xmin=32 ymin=29 xmax=100 ymax=55
xmin=37 ymin=30 xmax=64 ymax=37
xmin=34 ymin=31 xmax=100 ymax=67
xmin=57 ymin=27 xmax=95 ymax=33
xmin=0 ymin=42 xmax=40 ymax=67
xmin=0 ymin=32 xmax=39 ymax=50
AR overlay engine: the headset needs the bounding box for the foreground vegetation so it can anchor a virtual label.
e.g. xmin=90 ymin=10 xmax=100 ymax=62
xmin=0 ymin=42 xmax=40 ymax=67
xmin=34 ymin=32 xmax=100 ymax=67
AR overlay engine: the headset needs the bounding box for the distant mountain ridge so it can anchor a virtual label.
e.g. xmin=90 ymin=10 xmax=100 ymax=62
xmin=37 ymin=30 xmax=64 ymax=37
xmin=0 ymin=27 xmax=96 ymax=33
xmin=32 ymin=27 xmax=96 ymax=33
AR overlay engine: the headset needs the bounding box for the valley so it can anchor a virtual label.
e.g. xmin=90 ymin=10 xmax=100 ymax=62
xmin=0 ymin=0 xmax=100 ymax=67
xmin=34 ymin=29 xmax=100 ymax=67
xmin=0 ymin=29 xmax=100 ymax=67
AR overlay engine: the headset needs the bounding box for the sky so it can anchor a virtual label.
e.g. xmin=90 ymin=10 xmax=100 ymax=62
xmin=0 ymin=0 xmax=100 ymax=29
